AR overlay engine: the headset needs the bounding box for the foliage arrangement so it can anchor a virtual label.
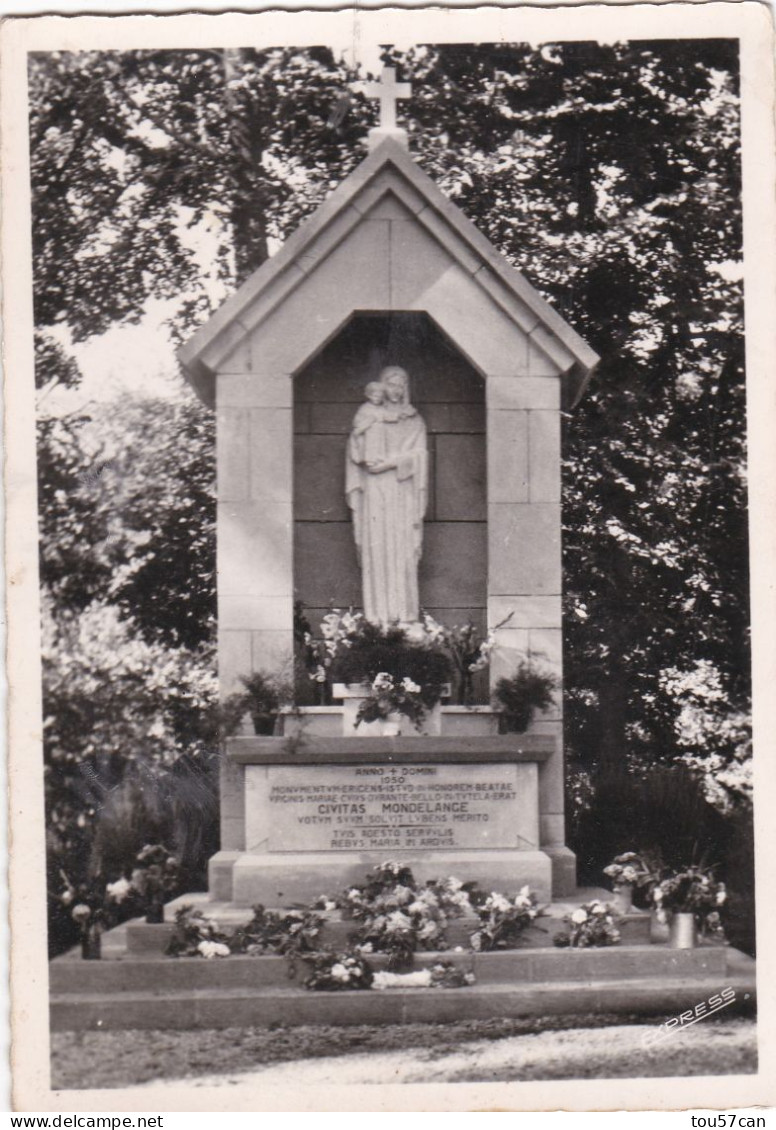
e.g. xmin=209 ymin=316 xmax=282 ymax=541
xmin=469 ymin=886 xmax=546 ymax=951
xmin=649 ymin=863 xmax=727 ymax=925
xmin=553 ymin=900 xmax=622 ymax=949
xmin=492 ymin=659 xmax=559 ymax=733
xmin=354 ymin=673 xmax=427 ymax=730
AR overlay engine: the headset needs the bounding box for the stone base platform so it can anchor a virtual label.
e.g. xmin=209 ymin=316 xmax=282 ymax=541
xmin=49 ymin=891 xmax=756 ymax=1032
xmin=221 ymin=849 xmax=554 ymax=907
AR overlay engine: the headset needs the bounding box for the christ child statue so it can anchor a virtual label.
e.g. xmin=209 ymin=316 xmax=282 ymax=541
xmin=351 ymin=380 xmax=387 ymax=467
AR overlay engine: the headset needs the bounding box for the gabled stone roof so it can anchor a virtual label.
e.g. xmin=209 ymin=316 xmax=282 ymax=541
xmin=179 ymin=137 xmax=598 ymax=407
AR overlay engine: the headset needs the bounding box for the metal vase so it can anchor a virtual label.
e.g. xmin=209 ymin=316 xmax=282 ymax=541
xmin=669 ymin=911 xmax=697 ymax=949
xmin=80 ymin=923 xmax=102 ymax=960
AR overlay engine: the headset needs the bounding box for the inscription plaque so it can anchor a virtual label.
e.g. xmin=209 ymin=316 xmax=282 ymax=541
xmin=266 ymin=763 xmax=524 ymax=851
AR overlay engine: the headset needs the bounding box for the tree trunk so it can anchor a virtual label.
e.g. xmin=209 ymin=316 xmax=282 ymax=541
xmin=223 ymin=48 xmax=270 ymax=284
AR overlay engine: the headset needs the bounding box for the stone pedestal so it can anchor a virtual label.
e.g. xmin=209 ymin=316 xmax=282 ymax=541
xmin=209 ymin=734 xmax=555 ymax=905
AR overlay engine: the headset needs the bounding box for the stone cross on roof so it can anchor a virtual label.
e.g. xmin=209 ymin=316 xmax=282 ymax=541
xmin=365 ymin=65 xmax=412 ymax=151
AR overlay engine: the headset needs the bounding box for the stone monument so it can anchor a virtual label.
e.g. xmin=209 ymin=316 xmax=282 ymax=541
xmin=178 ymin=67 xmax=599 ymax=909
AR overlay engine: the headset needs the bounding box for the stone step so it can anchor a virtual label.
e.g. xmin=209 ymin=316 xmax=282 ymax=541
xmin=50 ymin=958 xmax=756 ymax=1031
xmin=49 ymin=943 xmax=728 ymax=994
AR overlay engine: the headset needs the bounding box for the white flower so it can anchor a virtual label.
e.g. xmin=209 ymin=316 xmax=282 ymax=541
xmin=487 ymin=893 xmax=511 ymax=914
xmin=716 ymin=886 xmax=727 ymax=906
xmin=357 ymin=942 xmax=374 ymax=954
xmin=106 ymin=877 xmax=132 ymax=904
xmin=71 ymin=903 xmax=91 ymax=924
xmin=571 ymin=909 xmax=588 ymax=924
xmin=401 ymin=677 xmax=421 ymax=694
xmin=330 ymin=963 xmax=351 ymax=982
xmin=445 ymin=877 xmax=463 ymax=892
xmin=373 ymin=672 xmax=394 ymax=691
xmin=341 ymin=611 xmax=361 ymax=634
xmin=373 ymin=970 xmax=432 ymax=990
xmin=197 ymin=941 xmax=230 ymax=959
xmin=391 ymin=884 xmax=415 ymax=905
xmin=418 ymin=920 xmax=439 ymax=940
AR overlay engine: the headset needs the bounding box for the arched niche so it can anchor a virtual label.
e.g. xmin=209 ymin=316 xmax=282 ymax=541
xmin=293 ymin=311 xmax=488 ymax=697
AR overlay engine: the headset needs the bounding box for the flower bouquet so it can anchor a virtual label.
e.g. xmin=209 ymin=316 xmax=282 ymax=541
xmin=469 ymin=885 xmax=545 ymax=951
xmin=229 ymin=905 xmax=323 ymax=956
xmin=602 ymin=851 xmax=657 ymax=912
xmin=603 ymin=852 xmax=654 ymax=888
xmin=421 ymin=610 xmax=513 ymax=704
xmin=58 ymin=871 xmax=132 ymax=959
xmin=165 ymin=904 xmax=232 ymax=958
xmin=301 ymin=951 xmax=374 ymax=992
xmin=553 ymin=900 xmax=621 ymax=948
xmin=130 ymin=844 xmax=179 ymax=923
xmin=327 ymin=616 xmax=452 ymax=710
xmin=341 ymin=863 xmax=475 ymax=969
xmin=355 ymin=672 xmax=427 ymax=730
xmin=649 ymin=864 xmax=727 ymax=927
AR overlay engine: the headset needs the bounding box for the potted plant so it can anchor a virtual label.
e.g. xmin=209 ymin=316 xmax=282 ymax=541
xmin=492 ymin=659 xmax=559 ymax=733
xmin=234 ymin=670 xmax=293 ymax=735
xmin=649 ymin=863 xmax=727 ymax=948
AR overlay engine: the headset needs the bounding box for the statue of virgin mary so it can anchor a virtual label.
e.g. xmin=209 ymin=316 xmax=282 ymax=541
xmin=346 ymin=366 xmax=428 ymax=624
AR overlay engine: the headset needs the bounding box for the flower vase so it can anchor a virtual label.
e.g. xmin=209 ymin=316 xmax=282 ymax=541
xmin=613 ymin=884 xmax=634 ymax=915
xmin=382 ymin=712 xmax=403 ymax=737
xmin=669 ymin=911 xmax=697 ymax=949
xmin=146 ymin=895 xmax=165 ymax=925
xmin=80 ymin=922 xmax=102 ymax=960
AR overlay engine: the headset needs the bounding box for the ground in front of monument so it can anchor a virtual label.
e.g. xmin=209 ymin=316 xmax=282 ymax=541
xmin=50 ymin=1013 xmax=757 ymax=1091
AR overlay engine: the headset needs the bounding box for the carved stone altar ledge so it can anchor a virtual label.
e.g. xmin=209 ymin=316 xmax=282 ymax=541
xmin=225 ymin=734 xmax=555 ymax=764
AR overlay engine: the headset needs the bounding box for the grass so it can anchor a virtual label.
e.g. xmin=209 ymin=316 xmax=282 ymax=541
xmin=50 ymin=1012 xmax=756 ymax=1091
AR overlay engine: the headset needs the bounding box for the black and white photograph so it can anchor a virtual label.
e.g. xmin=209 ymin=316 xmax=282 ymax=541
xmin=3 ymin=2 xmax=774 ymax=1113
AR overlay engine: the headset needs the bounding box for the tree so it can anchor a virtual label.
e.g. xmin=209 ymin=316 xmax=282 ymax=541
xmin=29 ymin=48 xmax=371 ymax=344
